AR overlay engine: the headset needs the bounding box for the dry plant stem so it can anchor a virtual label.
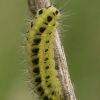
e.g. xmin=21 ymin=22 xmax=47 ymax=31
xmin=54 ymin=31 xmax=76 ymax=100
xmin=27 ymin=0 xmax=76 ymax=100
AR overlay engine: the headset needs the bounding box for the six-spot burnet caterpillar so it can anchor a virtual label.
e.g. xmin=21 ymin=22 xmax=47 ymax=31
xmin=25 ymin=6 xmax=64 ymax=100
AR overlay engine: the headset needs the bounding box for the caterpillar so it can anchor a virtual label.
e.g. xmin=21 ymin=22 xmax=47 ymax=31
xmin=25 ymin=6 xmax=63 ymax=100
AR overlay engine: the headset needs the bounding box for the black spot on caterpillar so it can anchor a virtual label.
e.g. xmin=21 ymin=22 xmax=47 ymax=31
xmin=47 ymin=16 xmax=52 ymax=22
xmin=39 ymin=9 xmax=43 ymax=14
xmin=38 ymin=86 xmax=43 ymax=92
xmin=44 ymin=57 xmax=49 ymax=61
xmin=47 ymin=83 xmax=51 ymax=87
xmin=44 ymin=96 xmax=49 ymax=100
xmin=32 ymin=58 xmax=39 ymax=65
xmin=45 ymin=49 xmax=48 ymax=52
xmin=31 ymin=22 xmax=33 ymax=28
xmin=44 ymin=22 xmax=48 ymax=25
xmin=35 ymin=77 xmax=41 ymax=83
xmin=46 ymin=40 xmax=49 ymax=43
xmin=46 ymin=75 xmax=50 ymax=79
xmin=34 ymin=38 xmax=41 ymax=44
xmin=26 ymin=6 xmax=63 ymax=100
xmin=32 ymin=48 xmax=39 ymax=54
xmin=55 ymin=10 xmax=59 ymax=15
xmin=39 ymin=27 xmax=46 ymax=33
xmin=45 ymin=66 xmax=49 ymax=69
xmin=33 ymin=67 xmax=40 ymax=74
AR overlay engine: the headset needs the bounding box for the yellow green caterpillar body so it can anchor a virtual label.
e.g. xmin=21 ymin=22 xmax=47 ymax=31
xmin=26 ymin=6 xmax=63 ymax=100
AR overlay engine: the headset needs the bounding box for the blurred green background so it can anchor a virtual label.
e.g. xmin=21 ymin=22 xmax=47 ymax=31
xmin=0 ymin=0 xmax=100 ymax=100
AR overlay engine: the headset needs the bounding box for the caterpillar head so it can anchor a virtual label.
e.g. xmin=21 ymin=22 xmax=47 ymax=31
xmin=46 ymin=6 xmax=60 ymax=19
xmin=37 ymin=6 xmax=60 ymax=21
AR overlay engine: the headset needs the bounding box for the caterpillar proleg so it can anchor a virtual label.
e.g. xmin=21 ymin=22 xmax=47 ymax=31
xmin=25 ymin=6 xmax=63 ymax=100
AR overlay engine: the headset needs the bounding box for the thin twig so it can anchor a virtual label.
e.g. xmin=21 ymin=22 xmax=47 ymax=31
xmin=27 ymin=0 xmax=76 ymax=100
